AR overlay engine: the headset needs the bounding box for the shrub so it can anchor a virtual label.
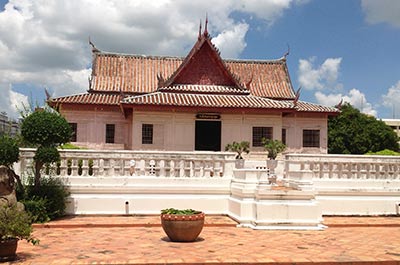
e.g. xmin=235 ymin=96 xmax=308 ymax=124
xmin=22 ymin=197 xmax=50 ymax=223
xmin=225 ymin=141 xmax=250 ymax=159
xmin=0 ymin=135 xmax=19 ymax=167
xmin=0 ymin=205 xmax=39 ymax=245
xmin=24 ymin=176 xmax=69 ymax=220
xmin=366 ymin=149 xmax=400 ymax=156
xmin=262 ymin=139 xmax=286 ymax=160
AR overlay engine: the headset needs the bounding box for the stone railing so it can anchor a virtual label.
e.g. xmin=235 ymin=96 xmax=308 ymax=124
xmin=285 ymin=153 xmax=400 ymax=180
xmin=17 ymin=148 xmax=236 ymax=178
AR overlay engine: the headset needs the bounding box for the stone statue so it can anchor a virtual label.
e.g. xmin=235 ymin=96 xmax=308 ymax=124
xmin=0 ymin=165 xmax=24 ymax=210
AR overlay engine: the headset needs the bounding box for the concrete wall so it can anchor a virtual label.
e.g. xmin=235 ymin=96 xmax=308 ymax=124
xmin=61 ymin=106 xmax=132 ymax=149
xmin=132 ymin=111 xmax=284 ymax=151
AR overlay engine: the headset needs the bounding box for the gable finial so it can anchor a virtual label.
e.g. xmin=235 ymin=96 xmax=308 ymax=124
xmin=293 ymin=86 xmax=301 ymax=106
xmin=198 ymin=19 xmax=202 ymax=40
xmin=335 ymin=98 xmax=343 ymax=110
xmin=89 ymin=36 xmax=100 ymax=53
xmin=204 ymin=13 xmax=209 ymax=37
xmin=283 ymin=43 xmax=290 ymax=59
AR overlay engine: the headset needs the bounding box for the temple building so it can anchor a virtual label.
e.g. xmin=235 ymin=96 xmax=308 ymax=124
xmin=50 ymin=22 xmax=339 ymax=153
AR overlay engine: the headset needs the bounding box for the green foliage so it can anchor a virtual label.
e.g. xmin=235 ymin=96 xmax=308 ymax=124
xmin=161 ymin=208 xmax=201 ymax=215
xmin=366 ymin=149 xmax=400 ymax=156
xmin=34 ymin=146 xmax=60 ymax=164
xmin=0 ymin=205 xmax=39 ymax=245
xmin=21 ymin=109 xmax=71 ymax=188
xmin=225 ymin=141 xmax=250 ymax=159
xmin=22 ymin=176 xmax=69 ymax=220
xmin=60 ymin=143 xmax=85 ymax=149
xmin=328 ymin=103 xmax=399 ymax=154
xmin=0 ymin=135 xmax=19 ymax=167
xmin=21 ymin=197 xmax=50 ymax=223
xmin=262 ymin=138 xmax=286 ymax=159
xmin=21 ymin=110 xmax=72 ymax=147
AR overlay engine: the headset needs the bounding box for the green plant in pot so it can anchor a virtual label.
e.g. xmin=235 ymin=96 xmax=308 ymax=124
xmin=225 ymin=141 xmax=250 ymax=168
xmin=160 ymin=208 xmax=205 ymax=242
xmin=0 ymin=205 xmax=39 ymax=261
xmin=262 ymin=139 xmax=286 ymax=182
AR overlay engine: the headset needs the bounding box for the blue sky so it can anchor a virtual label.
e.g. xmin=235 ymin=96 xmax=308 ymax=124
xmin=0 ymin=0 xmax=399 ymax=119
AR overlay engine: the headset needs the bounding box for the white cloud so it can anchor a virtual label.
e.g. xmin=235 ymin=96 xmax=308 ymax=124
xmin=0 ymin=0 xmax=309 ymax=118
xmin=315 ymin=88 xmax=377 ymax=116
xmin=0 ymin=83 xmax=29 ymax=119
xmin=362 ymin=0 xmax=400 ymax=27
xmin=298 ymin=57 xmax=342 ymax=90
xmin=212 ymin=23 xmax=249 ymax=58
xmin=382 ymin=80 xmax=400 ymax=118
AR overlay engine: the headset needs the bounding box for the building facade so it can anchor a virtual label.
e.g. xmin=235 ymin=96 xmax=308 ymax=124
xmin=383 ymin=119 xmax=400 ymax=138
xmin=50 ymin=24 xmax=338 ymax=153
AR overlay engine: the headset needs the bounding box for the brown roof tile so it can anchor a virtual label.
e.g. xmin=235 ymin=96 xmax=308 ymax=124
xmin=49 ymin=93 xmax=121 ymax=106
xmin=90 ymin=52 xmax=295 ymax=99
xmin=122 ymin=92 xmax=293 ymax=109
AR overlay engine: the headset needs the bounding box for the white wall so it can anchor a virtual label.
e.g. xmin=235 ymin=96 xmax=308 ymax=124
xmin=131 ymin=111 xmax=284 ymax=151
xmin=283 ymin=114 xmax=328 ymax=154
xmin=62 ymin=107 xmax=131 ymax=149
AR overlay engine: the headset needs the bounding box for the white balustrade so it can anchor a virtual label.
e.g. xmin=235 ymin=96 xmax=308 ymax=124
xmin=17 ymin=148 xmax=236 ymax=179
xmin=285 ymin=153 xmax=400 ymax=180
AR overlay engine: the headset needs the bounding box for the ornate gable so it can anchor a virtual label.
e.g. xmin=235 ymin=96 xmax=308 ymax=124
xmin=163 ymin=21 xmax=245 ymax=92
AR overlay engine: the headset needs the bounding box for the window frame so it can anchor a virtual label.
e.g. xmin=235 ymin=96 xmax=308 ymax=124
xmin=142 ymin=124 xmax=153 ymax=145
xmin=252 ymin=126 xmax=273 ymax=147
xmin=302 ymin=129 xmax=320 ymax=148
xmin=69 ymin=123 xmax=77 ymax=142
xmin=105 ymin=124 xmax=115 ymax=144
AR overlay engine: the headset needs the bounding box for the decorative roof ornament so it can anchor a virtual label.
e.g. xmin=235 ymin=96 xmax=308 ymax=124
xmin=283 ymin=43 xmax=290 ymax=60
xmin=88 ymin=36 xmax=100 ymax=53
xmin=245 ymin=73 xmax=254 ymax=89
xmin=157 ymin=73 xmax=165 ymax=88
xmin=203 ymin=14 xmax=209 ymax=38
xmin=198 ymin=19 xmax=202 ymax=40
xmin=293 ymin=87 xmax=301 ymax=106
xmin=335 ymin=98 xmax=343 ymax=110
xmin=44 ymin=87 xmax=51 ymax=100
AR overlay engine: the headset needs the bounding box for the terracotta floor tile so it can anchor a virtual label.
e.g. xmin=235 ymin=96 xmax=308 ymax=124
xmin=5 ymin=215 xmax=400 ymax=265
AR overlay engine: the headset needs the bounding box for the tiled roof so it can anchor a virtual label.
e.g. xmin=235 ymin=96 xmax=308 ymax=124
xmin=49 ymin=93 xmax=121 ymax=106
xmin=90 ymin=52 xmax=295 ymax=99
xmin=122 ymin=92 xmax=293 ymax=109
xmin=49 ymin=91 xmax=338 ymax=114
xmin=158 ymin=85 xmax=249 ymax=95
xmin=292 ymin=101 xmax=339 ymax=113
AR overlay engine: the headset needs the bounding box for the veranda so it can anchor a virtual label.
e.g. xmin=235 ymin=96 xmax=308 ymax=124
xmin=15 ymin=148 xmax=400 ymax=230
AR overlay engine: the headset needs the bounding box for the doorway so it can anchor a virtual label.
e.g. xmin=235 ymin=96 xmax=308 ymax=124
xmin=195 ymin=121 xmax=221 ymax=151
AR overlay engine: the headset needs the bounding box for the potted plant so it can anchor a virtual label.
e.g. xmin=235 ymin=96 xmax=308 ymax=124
xmin=225 ymin=141 xmax=250 ymax=168
xmin=161 ymin=208 xmax=205 ymax=242
xmin=0 ymin=205 xmax=39 ymax=261
xmin=262 ymin=139 xmax=286 ymax=183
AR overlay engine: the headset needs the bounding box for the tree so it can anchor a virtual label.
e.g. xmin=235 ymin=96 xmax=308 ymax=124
xmin=0 ymin=135 xmax=23 ymax=189
xmin=21 ymin=109 xmax=72 ymax=189
xmin=328 ymin=103 xmax=399 ymax=154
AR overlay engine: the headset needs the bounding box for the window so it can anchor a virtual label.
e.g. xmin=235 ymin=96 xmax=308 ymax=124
xmin=252 ymin=127 xmax=273 ymax=147
xmin=142 ymin=124 xmax=153 ymax=144
xmin=69 ymin=123 xmax=77 ymax=142
xmin=106 ymin=124 xmax=115 ymax=143
xmin=282 ymin=128 xmax=286 ymax=145
xmin=303 ymin=129 xmax=320 ymax=147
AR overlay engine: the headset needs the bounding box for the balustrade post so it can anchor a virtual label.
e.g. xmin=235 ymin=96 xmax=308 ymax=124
xmin=159 ymin=160 xmax=166 ymax=177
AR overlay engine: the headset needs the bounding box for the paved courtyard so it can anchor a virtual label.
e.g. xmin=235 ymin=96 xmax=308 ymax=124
xmin=6 ymin=215 xmax=400 ymax=265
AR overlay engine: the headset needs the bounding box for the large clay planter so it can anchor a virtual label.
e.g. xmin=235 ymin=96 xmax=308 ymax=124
xmin=0 ymin=238 xmax=18 ymax=261
xmin=161 ymin=212 xmax=205 ymax=242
